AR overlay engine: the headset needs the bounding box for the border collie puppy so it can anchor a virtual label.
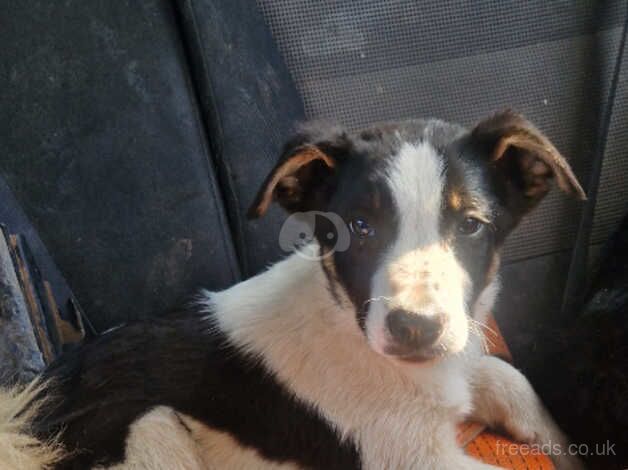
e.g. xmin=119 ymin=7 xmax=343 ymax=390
xmin=0 ymin=111 xmax=585 ymax=470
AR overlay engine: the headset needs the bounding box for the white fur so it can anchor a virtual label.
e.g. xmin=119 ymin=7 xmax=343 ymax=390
xmin=0 ymin=380 xmax=64 ymax=470
xmin=104 ymin=407 xmax=295 ymax=470
xmin=181 ymin=415 xmax=299 ymax=470
xmin=388 ymin=141 xmax=445 ymax=247
xmin=101 ymin=407 xmax=205 ymax=470
xmin=366 ymin=141 xmax=471 ymax=357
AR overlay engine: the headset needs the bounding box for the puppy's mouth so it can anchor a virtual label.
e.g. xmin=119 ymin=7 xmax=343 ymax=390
xmin=383 ymin=342 xmax=448 ymax=363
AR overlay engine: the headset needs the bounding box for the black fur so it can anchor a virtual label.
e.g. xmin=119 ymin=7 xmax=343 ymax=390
xmin=34 ymin=310 xmax=360 ymax=469
xmin=442 ymin=136 xmax=502 ymax=305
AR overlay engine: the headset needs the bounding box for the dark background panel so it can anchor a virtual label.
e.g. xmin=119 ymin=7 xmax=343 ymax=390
xmin=257 ymin=0 xmax=624 ymax=82
xmin=592 ymin=36 xmax=628 ymax=246
xmin=1 ymin=0 xmax=239 ymax=332
xmin=173 ymin=0 xmax=306 ymax=277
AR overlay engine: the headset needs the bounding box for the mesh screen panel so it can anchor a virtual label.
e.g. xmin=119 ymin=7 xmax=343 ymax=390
xmin=257 ymin=0 xmax=627 ymax=262
xmin=593 ymin=34 xmax=628 ymax=244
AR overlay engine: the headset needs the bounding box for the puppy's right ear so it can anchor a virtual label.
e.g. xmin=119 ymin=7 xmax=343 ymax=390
xmin=248 ymin=126 xmax=347 ymax=218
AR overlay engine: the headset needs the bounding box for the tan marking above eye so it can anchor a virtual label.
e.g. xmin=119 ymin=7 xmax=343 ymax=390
xmin=449 ymin=191 xmax=463 ymax=211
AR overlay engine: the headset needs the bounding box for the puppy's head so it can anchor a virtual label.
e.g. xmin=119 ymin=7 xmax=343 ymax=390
xmin=249 ymin=111 xmax=585 ymax=363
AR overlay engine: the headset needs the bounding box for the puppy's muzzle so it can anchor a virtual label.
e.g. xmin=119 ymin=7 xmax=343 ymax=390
xmin=384 ymin=309 xmax=446 ymax=361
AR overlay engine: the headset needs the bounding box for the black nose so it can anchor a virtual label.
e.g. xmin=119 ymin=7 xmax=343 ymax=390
xmin=386 ymin=309 xmax=444 ymax=351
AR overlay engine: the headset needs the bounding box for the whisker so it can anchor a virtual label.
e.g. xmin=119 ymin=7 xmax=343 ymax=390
xmin=363 ymin=296 xmax=393 ymax=306
xmin=469 ymin=317 xmax=498 ymax=337
xmin=467 ymin=319 xmax=493 ymax=353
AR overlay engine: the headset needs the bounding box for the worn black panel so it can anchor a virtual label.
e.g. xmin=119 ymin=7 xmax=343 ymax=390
xmin=0 ymin=0 xmax=239 ymax=331
xmin=174 ymin=0 xmax=306 ymax=276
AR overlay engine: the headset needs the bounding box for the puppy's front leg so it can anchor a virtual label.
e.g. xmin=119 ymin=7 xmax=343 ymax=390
xmin=469 ymin=356 xmax=584 ymax=470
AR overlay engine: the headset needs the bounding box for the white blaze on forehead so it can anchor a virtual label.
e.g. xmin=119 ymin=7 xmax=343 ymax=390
xmin=386 ymin=141 xmax=445 ymax=247
xmin=366 ymin=140 xmax=472 ymax=356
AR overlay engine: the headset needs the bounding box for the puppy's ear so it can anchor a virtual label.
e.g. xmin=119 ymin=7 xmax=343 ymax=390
xmin=472 ymin=110 xmax=586 ymax=218
xmin=248 ymin=125 xmax=347 ymax=218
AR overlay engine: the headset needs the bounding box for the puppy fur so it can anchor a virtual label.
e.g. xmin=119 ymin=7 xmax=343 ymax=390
xmin=0 ymin=111 xmax=586 ymax=469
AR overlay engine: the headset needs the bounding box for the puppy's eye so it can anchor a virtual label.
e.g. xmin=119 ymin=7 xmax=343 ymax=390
xmin=458 ymin=217 xmax=483 ymax=236
xmin=349 ymin=218 xmax=375 ymax=239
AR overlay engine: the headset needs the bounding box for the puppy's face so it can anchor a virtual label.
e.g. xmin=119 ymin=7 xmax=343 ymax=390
xmin=250 ymin=111 xmax=584 ymax=363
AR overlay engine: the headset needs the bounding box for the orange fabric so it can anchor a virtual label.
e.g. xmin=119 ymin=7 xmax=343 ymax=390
xmin=466 ymin=432 xmax=554 ymax=469
xmin=459 ymin=316 xmax=555 ymax=469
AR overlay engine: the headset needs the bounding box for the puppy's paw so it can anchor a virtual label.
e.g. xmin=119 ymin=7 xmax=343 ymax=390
xmin=503 ymin=416 xmax=585 ymax=470
xmin=500 ymin=416 xmax=538 ymax=445
xmin=503 ymin=415 xmax=584 ymax=469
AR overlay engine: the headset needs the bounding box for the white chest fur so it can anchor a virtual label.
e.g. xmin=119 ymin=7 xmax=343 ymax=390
xmin=205 ymin=253 xmax=490 ymax=469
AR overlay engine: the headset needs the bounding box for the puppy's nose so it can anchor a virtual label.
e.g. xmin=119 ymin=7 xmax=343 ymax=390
xmin=386 ymin=309 xmax=444 ymax=350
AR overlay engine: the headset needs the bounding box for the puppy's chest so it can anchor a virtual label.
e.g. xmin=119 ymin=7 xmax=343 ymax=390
xmin=278 ymin=355 xmax=474 ymax=469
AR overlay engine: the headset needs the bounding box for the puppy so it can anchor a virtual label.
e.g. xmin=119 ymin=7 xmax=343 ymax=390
xmin=0 ymin=110 xmax=585 ymax=469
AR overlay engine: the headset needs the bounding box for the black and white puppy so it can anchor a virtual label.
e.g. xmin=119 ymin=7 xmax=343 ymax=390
xmin=1 ymin=111 xmax=586 ymax=470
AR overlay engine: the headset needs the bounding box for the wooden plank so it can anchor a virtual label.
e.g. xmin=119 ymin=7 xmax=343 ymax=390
xmin=8 ymin=234 xmax=56 ymax=364
xmin=43 ymin=280 xmax=84 ymax=347
xmin=0 ymin=226 xmax=45 ymax=383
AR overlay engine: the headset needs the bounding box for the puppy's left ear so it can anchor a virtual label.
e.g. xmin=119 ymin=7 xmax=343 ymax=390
xmin=472 ymin=110 xmax=586 ymax=218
